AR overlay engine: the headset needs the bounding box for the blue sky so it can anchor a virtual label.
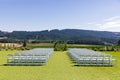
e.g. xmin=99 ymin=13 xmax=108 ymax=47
xmin=0 ymin=0 xmax=120 ymax=32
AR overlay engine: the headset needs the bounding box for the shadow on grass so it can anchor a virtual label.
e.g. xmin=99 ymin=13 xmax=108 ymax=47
xmin=73 ymin=65 xmax=113 ymax=67
xmin=0 ymin=64 xmax=45 ymax=66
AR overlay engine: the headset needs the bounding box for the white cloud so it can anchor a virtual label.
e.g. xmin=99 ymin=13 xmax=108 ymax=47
xmin=95 ymin=16 xmax=120 ymax=31
xmin=104 ymin=16 xmax=120 ymax=21
xmin=100 ymin=20 xmax=120 ymax=29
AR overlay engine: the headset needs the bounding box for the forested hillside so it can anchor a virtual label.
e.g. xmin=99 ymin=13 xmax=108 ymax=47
xmin=0 ymin=29 xmax=120 ymax=45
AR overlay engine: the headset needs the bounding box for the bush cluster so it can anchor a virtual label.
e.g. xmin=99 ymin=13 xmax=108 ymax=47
xmin=54 ymin=41 xmax=67 ymax=51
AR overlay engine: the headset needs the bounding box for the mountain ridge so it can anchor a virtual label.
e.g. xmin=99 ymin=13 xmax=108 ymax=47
xmin=0 ymin=29 xmax=120 ymax=45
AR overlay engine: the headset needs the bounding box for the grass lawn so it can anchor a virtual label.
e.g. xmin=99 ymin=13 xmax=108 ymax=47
xmin=0 ymin=50 xmax=120 ymax=80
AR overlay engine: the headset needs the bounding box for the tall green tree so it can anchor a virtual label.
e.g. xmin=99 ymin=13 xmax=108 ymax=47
xmin=23 ymin=39 xmax=27 ymax=47
xmin=118 ymin=40 xmax=120 ymax=45
xmin=54 ymin=41 xmax=67 ymax=51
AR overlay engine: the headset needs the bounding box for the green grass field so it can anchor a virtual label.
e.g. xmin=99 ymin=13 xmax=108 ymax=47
xmin=0 ymin=50 xmax=120 ymax=80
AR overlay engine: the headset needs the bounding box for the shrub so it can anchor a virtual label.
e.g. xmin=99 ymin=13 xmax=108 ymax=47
xmin=54 ymin=41 xmax=67 ymax=51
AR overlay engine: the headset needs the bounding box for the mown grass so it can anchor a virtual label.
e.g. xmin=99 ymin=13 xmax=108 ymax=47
xmin=0 ymin=50 xmax=120 ymax=80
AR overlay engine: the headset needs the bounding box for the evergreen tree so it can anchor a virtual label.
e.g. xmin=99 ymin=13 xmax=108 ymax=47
xmin=23 ymin=40 xmax=27 ymax=47
xmin=118 ymin=40 xmax=120 ymax=45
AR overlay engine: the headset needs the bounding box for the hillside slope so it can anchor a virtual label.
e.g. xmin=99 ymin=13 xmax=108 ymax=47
xmin=0 ymin=29 xmax=120 ymax=45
